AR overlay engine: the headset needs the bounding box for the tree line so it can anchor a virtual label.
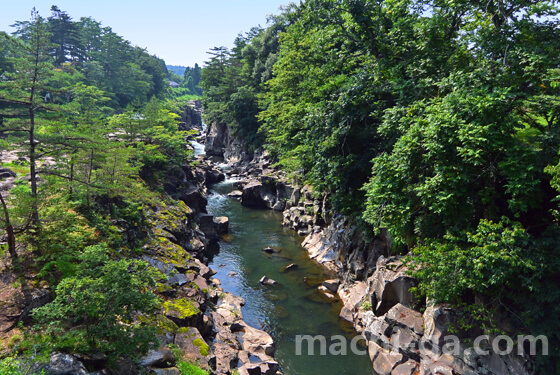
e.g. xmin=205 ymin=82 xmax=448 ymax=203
xmin=4 ymin=6 xmax=169 ymax=109
xmin=200 ymin=0 xmax=560 ymax=371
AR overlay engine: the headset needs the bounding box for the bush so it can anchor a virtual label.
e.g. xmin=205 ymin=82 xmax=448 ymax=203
xmin=32 ymin=245 xmax=162 ymax=359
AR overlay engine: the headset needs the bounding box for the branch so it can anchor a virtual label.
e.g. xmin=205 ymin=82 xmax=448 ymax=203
xmin=0 ymin=97 xmax=30 ymax=106
xmin=0 ymin=128 xmax=29 ymax=133
xmin=38 ymin=170 xmax=107 ymax=189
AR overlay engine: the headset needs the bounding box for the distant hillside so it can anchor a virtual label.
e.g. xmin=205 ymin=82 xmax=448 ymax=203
xmin=167 ymin=65 xmax=187 ymax=77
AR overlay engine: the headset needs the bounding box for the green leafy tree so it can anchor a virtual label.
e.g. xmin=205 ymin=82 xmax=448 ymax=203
xmin=33 ymin=245 xmax=161 ymax=358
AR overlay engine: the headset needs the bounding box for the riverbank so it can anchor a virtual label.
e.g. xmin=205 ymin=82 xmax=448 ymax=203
xmin=202 ymin=122 xmax=533 ymax=375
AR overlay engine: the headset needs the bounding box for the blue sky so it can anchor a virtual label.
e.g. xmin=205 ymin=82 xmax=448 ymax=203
xmin=0 ymin=0 xmax=292 ymax=67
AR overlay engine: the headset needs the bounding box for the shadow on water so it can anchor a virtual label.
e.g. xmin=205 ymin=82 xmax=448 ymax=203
xmin=207 ymin=179 xmax=373 ymax=375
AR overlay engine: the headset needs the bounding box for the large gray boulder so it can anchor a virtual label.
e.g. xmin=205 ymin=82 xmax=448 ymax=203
xmin=366 ymin=256 xmax=416 ymax=315
xmin=241 ymin=181 xmax=277 ymax=209
xmin=174 ymin=327 xmax=211 ymax=370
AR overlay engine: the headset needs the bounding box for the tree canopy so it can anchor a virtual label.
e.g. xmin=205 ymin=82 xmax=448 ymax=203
xmin=200 ymin=0 xmax=560 ymax=371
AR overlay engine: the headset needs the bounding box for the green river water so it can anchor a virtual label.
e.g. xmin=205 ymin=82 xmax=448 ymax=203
xmin=206 ymin=178 xmax=374 ymax=375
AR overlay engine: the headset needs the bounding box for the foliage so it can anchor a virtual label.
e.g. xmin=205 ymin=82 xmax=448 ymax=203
xmin=0 ymin=353 xmax=47 ymax=375
xmin=9 ymin=8 xmax=168 ymax=109
xmin=176 ymin=360 xmax=209 ymax=375
xmin=409 ymin=218 xmax=536 ymax=306
xmin=0 ymin=7 xmax=197 ymax=365
xmin=0 ymin=357 xmax=19 ymax=375
xmin=202 ymin=0 xmax=560 ymax=371
xmin=33 ymin=245 xmax=161 ymax=359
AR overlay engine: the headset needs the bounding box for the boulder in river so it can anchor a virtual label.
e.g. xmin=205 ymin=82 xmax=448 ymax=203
xmin=241 ymin=181 xmax=277 ymax=209
xmin=259 ymin=276 xmax=277 ymax=286
xmin=281 ymin=263 xmax=298 ymax=272
xmin=227 ymin=190 xmax=243 ymax=200
xmin=214 ymin=216 xmax=229 ymax=234
xmin=261 ymin=246 xmax=278 ymax=254
xmin=198 ymin=214 xmax=229 ymax=238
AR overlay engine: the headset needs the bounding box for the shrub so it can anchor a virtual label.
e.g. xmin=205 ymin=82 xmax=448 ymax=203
xmin=33 ymin=246 xmax=161 ymax=359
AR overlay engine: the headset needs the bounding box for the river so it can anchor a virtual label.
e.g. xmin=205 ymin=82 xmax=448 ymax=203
xmin=200 ymin=172 xmax=373 ymax=374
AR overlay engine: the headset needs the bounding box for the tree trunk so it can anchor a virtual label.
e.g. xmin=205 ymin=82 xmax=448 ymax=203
xmin=86 ymin=149 xmax=94 ymax=210
xmin=0 ymin=193 xmax=17 ymax=261
xmin=29 ymin=107 xmax=39 ymax=227
xmin=69 ymin=157 xmax=74 ymax=198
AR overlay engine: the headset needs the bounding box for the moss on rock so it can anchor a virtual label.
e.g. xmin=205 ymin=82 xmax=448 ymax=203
xmin=163 ymin=298 xmax=201 ymax=320
xmin=193 ymin=338 xmax=209 ymax=356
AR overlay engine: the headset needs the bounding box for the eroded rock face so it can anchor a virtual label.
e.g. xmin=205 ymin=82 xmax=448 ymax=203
xmin=338 ymin=281 xmax=367 ymax=324
xmin=236 ymin=323 xmax=275 ymax=357
xmin=300 ymin=215 xmax=390 ymax=274
xmin=205 ymin=123 xmax=229 ymax=157
xmin=211 ymin=342 xmax=239 ymax=374
xmin=209 ymin=292 xmax=278 ymax=374
xmin=179 ymin=103 xmax=202 ymax=131
xmin=366 ymin=256 xmax=416 ymax=315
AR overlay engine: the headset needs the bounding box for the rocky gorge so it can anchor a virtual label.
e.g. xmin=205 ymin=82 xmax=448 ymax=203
xmin=200 ymin=122 xmax=536 ymax=375
xmin=0 ymin=103 xmax=281 ymax=375
xmin=0 ymin=105 xmax=536 ymax=375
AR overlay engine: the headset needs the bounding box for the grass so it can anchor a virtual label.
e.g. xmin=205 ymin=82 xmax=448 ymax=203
xmin=177 ymin=360 xmax=209 ymax=375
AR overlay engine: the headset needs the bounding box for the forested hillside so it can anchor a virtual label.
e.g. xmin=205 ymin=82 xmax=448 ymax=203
xmin=0 ymin=8 xmax=211 ymax=373
xmin=201 ymin=0 xmax=560 ymax=372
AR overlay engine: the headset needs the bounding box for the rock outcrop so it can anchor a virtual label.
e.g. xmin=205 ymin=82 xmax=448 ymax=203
xmin=345 ymin=258 xmax=531 ymax=375
xmin=178 ymin=101 xmax=202 ymax=131
xmin=205 ymin=123 xmax=230 ymax=157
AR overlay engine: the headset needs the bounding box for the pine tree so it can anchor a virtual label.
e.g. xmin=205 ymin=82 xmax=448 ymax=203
xmin=0 ymin=9 xmax=57 ymax=233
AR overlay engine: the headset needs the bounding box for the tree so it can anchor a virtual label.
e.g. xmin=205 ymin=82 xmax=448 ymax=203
xmin=33 ymin=245 xmax=161 ymax=358
xmin=0 ymin=192 xmax=16 ymax=261
xmin=48 ymin=6 xmax=79 ymax=66
xmin=0 ymin=9 xmax=57 ymax=230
